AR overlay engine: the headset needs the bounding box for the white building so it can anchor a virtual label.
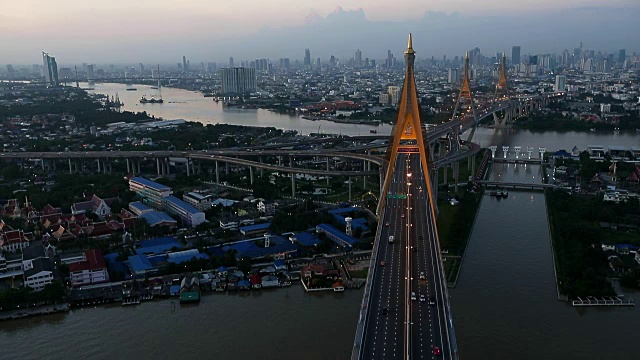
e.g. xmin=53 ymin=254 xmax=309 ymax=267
xmin=129 ymin=177 xmax=173 ymax=210
xmin=220 ymin=67 xmax=257 ymax=94
xmin=69 ymin=249 xmax=109 ymax=287
xmin=257 ymin=200 xmax=276 ymax=216
xmin=600 ymin=103 xmax=611 ymax=113
xmin=163 ymin=196 xmax=206 ymax=228
xmin=183 ymin=192 xmax=213 ymax=211
xmin=24 ymin=258 xmax=54 ymax=291
xmin=554 ymin=75 xmax=566 ymax=92
xmin=448 ymin=68 xmax=459 ymax=84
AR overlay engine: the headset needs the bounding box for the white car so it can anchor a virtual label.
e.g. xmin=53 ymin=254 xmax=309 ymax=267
xmin=419 ymin=294 xmax=426 ymax=302
xmin=411 ymin=292 xmax=417 ymax=301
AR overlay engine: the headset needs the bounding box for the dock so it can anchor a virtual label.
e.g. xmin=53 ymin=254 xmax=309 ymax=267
xmin=572 ymin=296 xmax=634 ymax=307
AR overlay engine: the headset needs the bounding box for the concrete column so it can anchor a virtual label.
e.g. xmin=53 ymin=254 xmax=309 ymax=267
xmin=454 ymin=161 xmax=460 ymax=194
xmin=443 ymin=165 xmax=448 ymax=185
xmin=259 ymin=157 xmax=263 ymax=178
xmin=137 ymin=160 xmax=141 ymax=175
xmin=363 ymin=175 xmax=367 ymax=190
xmin=467 ymin=156 xmax=472 ymax=172
xmin=472 ymin=155 xmax=476 ymax=179
xmin=249 ymin=166 xmax=254 ymax=185
xmin=225 ymin=162 xmax=229 ymax=175
xmin=326 ymin=158 xmax=330 ymax=185
xmin=432 ymin=169 xmax=439 ymax=201
xmin=126 ymin=158 xmax=131 ymax=173
xmin=215 ymin=161 xmax=220 ymax=183
xmin=348 ymin=177 xmax=352 ymax=202
xmin=69 ymin=158 xmax=73 ymax=174
xmin=291 ymin=173 xmax=296 ymax=197
xmin=52 ymin=160 xmax=56 ymax=172
xmin=186 ymin=159 xmax=190 ymax=176
xmin=157 ymin=158 xmax=161 ymax=175
xmin=367 ymin=150 xmax=372 ymax=171
xmin=96 ymin=159 xmax=101 ymax=173
xmin=278 ymin=156 xmax=282 ymax=167
xmin=197 ymin=160 xmax=201 ymax=174
xmin=165 ymin=158 xmax=170 ymax=175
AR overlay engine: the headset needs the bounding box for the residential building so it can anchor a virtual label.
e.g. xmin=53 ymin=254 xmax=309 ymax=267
xmin=69 ymin=249 xmax=109 ymax=287
xmin=257 ymin=200 xmax=276 ymax=216
xmin=163 ymin=196 xmax=205 ymax=228
xmin=129 ymin=177 xmax=173 ymax=210
xmin=220 ymin=67 xmax=257 ymax=94
xmin=42 ymin=51 xmax=59 ymax=87
xmin=448 ymin=68 xmax=459 ymax=85
xmin=554 ymin=75 xmax=566 ymax=92
xmin=512 ymin=46 xmax=521 ymax=65
xmin=129 ymin=201 xmax=153 ymax=216
xmin=24 ymin=258 xmax=54 ymax=291
xmin=239 ymin=222 xmax=271 ymax=237
xmin=183 ymin=192 xmax=213 ymax=211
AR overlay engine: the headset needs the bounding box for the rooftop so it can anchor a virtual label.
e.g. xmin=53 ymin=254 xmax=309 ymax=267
xmin=165 ymin=196 xmax=203 ymax=215
xmin=136 ymin=237 xmax=182 ymax=255
xmin=130 ymin=177 xmax=171 ymax=192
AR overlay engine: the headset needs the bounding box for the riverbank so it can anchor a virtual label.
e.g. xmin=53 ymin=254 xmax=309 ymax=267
xmin=545 ymin=189 xmax=629 ymax=299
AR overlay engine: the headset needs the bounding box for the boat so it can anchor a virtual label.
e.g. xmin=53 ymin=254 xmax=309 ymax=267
xmin=140 ymin=94 xmax=164 ymax=104
xmin=150 ymin=86 xmax=158 ymax=90
xmin=333 ymin=286 xmax=345 ymax=292
xmin=489 ymin=191 xmax=497 ymax=197
xmin=203 ymin=93 xmax=214 ymax=97
xmin=126 ymin=87 xmax=137 ymax=91
xmin=370 ymin=129 xmax=377 ymax=134
xmin=502 ymin=190 xmax=509 ymax=198
xmin=496 ymin=190 xmax=503 ymax=197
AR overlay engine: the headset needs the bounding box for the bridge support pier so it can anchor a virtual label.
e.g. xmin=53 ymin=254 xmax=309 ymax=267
xmin=326 ymin=158 xmax=330 ymax=185
xmin=348 ymin=177 xmax=352 ymax=202
xmin=96 ymin=159 xmax=101 ymax=173
xmin=432 ymin=168 xmax=439 ymax=201
xmin=259 ymin=157 xmax=263 ymax=178
xmin=215 ymin=161 xmax=220 ymax=183
xmin=186 ymin=160 xmax=190 ymax=176
xmin=197 ymin=160 xmax=201 ymax=174
xmin=249 ymin=166 xmax=254 ymax=185
xmin=68 ymin=158 xmax=73 ymax=174
xmin=363 ymin=175 xmax=366 ymax=190
xmin=126 ymin=158 xmax=131 ymax=173
xmin=225 ymin=162 xmax=229 ymax=175
xmin=443 ymin=165 xmax=448 ymax=185
xmin=454 ymin=161 xmax=460 ymax=194
xmin=156 ymin=158 xmax=161 ymax=176
xmin=164 ymin=158 xmax=170 ymax=176
xmin=291 ymin=173 xmax=296 ymax=197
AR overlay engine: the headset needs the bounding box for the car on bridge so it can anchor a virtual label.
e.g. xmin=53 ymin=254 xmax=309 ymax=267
xmin=411 ymin=292 xmax=417 ymax=301
xmin=419 ymin=294 xmax=426 ymax=302
xmin=433 ymin=346 xmax=441 ymax=356
xmin=388 ymin=235 xmax=394 ymax=243
xmin=429 ymin=296 xmax=436 ymax=306
xmin=379 ymin=260 xmax=385 ymax=266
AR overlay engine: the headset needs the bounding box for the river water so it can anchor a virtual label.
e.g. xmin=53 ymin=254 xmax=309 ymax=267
xmin=451 ymin=164 xmax=639 ymax=360
xmin=0 ymin=84 xmax=637 ymax=358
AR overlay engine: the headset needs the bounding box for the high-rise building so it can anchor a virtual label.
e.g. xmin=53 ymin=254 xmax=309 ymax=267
xmin=448 ymin=68 xmax=459 ymax=85
xmin=388 ymin=86 xmax=400 ymax=105
xmin=182 ymin=56 xmax=188 ymax=72
xmin=304 ymin=49 xmax=311 ymax=67
xmin=229 ymin=57 xmax=234 ymax=68
xmin=283 ymin=58 xmax=290 ymax=69
xmin=618 ymin=49 xmax=626 ymax=64
xmin=42 ymin=51 xmax=59 ymax=87
xmin=511 ymin=46 xmax=521 ymax=65
xmin=220 ymin=67 xmax=257 ymax=94
xmin=554 ymin=75 xmax=566 ymax=92
xmin=86 ymin=64 xmax=94 ymax=80
xmin=355 ymin=49 xmax=362 ymax=67
xmin=139 ymin=63 xmax=145 ymax=74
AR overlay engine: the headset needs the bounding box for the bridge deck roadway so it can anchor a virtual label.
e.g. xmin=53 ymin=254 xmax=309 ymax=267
xmin=357 ymin=153 xmax=456 ymax=359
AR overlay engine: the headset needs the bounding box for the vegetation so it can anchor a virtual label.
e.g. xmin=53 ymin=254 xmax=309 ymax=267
xmin=545 ymin=190 xmax=640 ymax=298
xmin=0 ymin=282 xmax=66 ymax=312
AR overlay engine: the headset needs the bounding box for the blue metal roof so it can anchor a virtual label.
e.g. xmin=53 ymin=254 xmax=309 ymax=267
xmin=164 ymin=195 xmax=203 ymax=215
xmin=328 ymin=206 xmax=360 ymax=215
xmin=128 ymin=255 xmax=153 ymax=273
xmin=208 ymin=236 xmax=297 ymax=260
xmin=239 ymin=222 xmax=271 ymax=232
xmin=130 ymin=177 xmax=171 ymax=191
xmin=140 ymin=211 xmax=177 ymax=226
xmin=317 ymin=224 xmax=359 ymax=246
xmin=130 ymin=201 xmax=151 ymax=212
xmin=167 ymin=249 xmax=209 ymax=264
xmin=104 ymin=252 xmax=130 ymax=277
xmin=136 ymin=237 xmax=182 ymax=255
xmin=295 ymin=232 xmax=320 ymax=246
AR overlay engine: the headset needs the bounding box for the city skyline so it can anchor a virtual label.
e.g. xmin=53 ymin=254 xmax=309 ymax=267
xmin=1 ymin=2 xmax=639 ymax=64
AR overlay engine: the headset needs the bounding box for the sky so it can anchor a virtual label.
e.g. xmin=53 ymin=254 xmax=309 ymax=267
xmin=1 ymin=0 xmax=639 ymax=64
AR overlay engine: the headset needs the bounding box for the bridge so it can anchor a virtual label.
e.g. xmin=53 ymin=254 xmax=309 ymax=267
xmin=352 ymin=35 xmax=457 ymax=360
xmin=475 ymin=181 xmax=555 ymax=190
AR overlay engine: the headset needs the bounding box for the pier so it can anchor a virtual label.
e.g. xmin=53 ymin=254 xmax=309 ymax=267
xmin=572 ymin=296 xmax=634 ymax=307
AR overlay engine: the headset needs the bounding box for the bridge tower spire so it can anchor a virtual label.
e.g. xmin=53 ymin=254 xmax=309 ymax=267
xmin=379 ymin=34 xmax=436 ymax=216
xmin=495 ymin=52 xmax=509 ymax=98
xmin=452 ymin=51 xmax=478 ymax=141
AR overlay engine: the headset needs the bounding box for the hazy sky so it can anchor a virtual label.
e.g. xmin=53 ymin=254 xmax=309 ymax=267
xmin=1 ymin=1 xmax=638 ymax=64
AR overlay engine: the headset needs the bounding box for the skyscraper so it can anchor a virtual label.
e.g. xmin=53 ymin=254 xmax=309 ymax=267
xmin=304 ymin=49 xmax=311 ymax=67
xmin=355 ymin=49 xmax=362 ymax=67
xmin=229 ymin=57 xmax=234 ymax=68
xmin=42 ymin=51 xmax=59 ymax=87
xmin=448 ymin=68 xmax=459 ymax=85
xmin=511 ymin=46 xmax=521 ymax=65
xmin=555 ymin=75 xmax=566 ymax=92
xmin=139 ymin=63 xmax=145 ymax=74
xmin=618 ymin=49 xmax=626 ymax=64
xmin=182 ymin=56 xmax=188 ymax=72
xmin=220 ymin=67 xmax=257 ymax=94
xmin=86 ymin=64 xmax=94 ymax=80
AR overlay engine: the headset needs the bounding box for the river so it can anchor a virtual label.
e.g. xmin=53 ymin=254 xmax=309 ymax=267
xmin=1 ymin=84 xmax=637 ymax=358
xmin=0 ymin=287 xmax=363 ymax=360
xmin=451 ymin=163 xmax=639 ymax=360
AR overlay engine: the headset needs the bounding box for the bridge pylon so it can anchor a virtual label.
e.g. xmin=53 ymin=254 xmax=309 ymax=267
xmin=451 ymin=52 xmax=478 ymax=142
xmin=493 ymin=52 xmax=512 ymax=128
